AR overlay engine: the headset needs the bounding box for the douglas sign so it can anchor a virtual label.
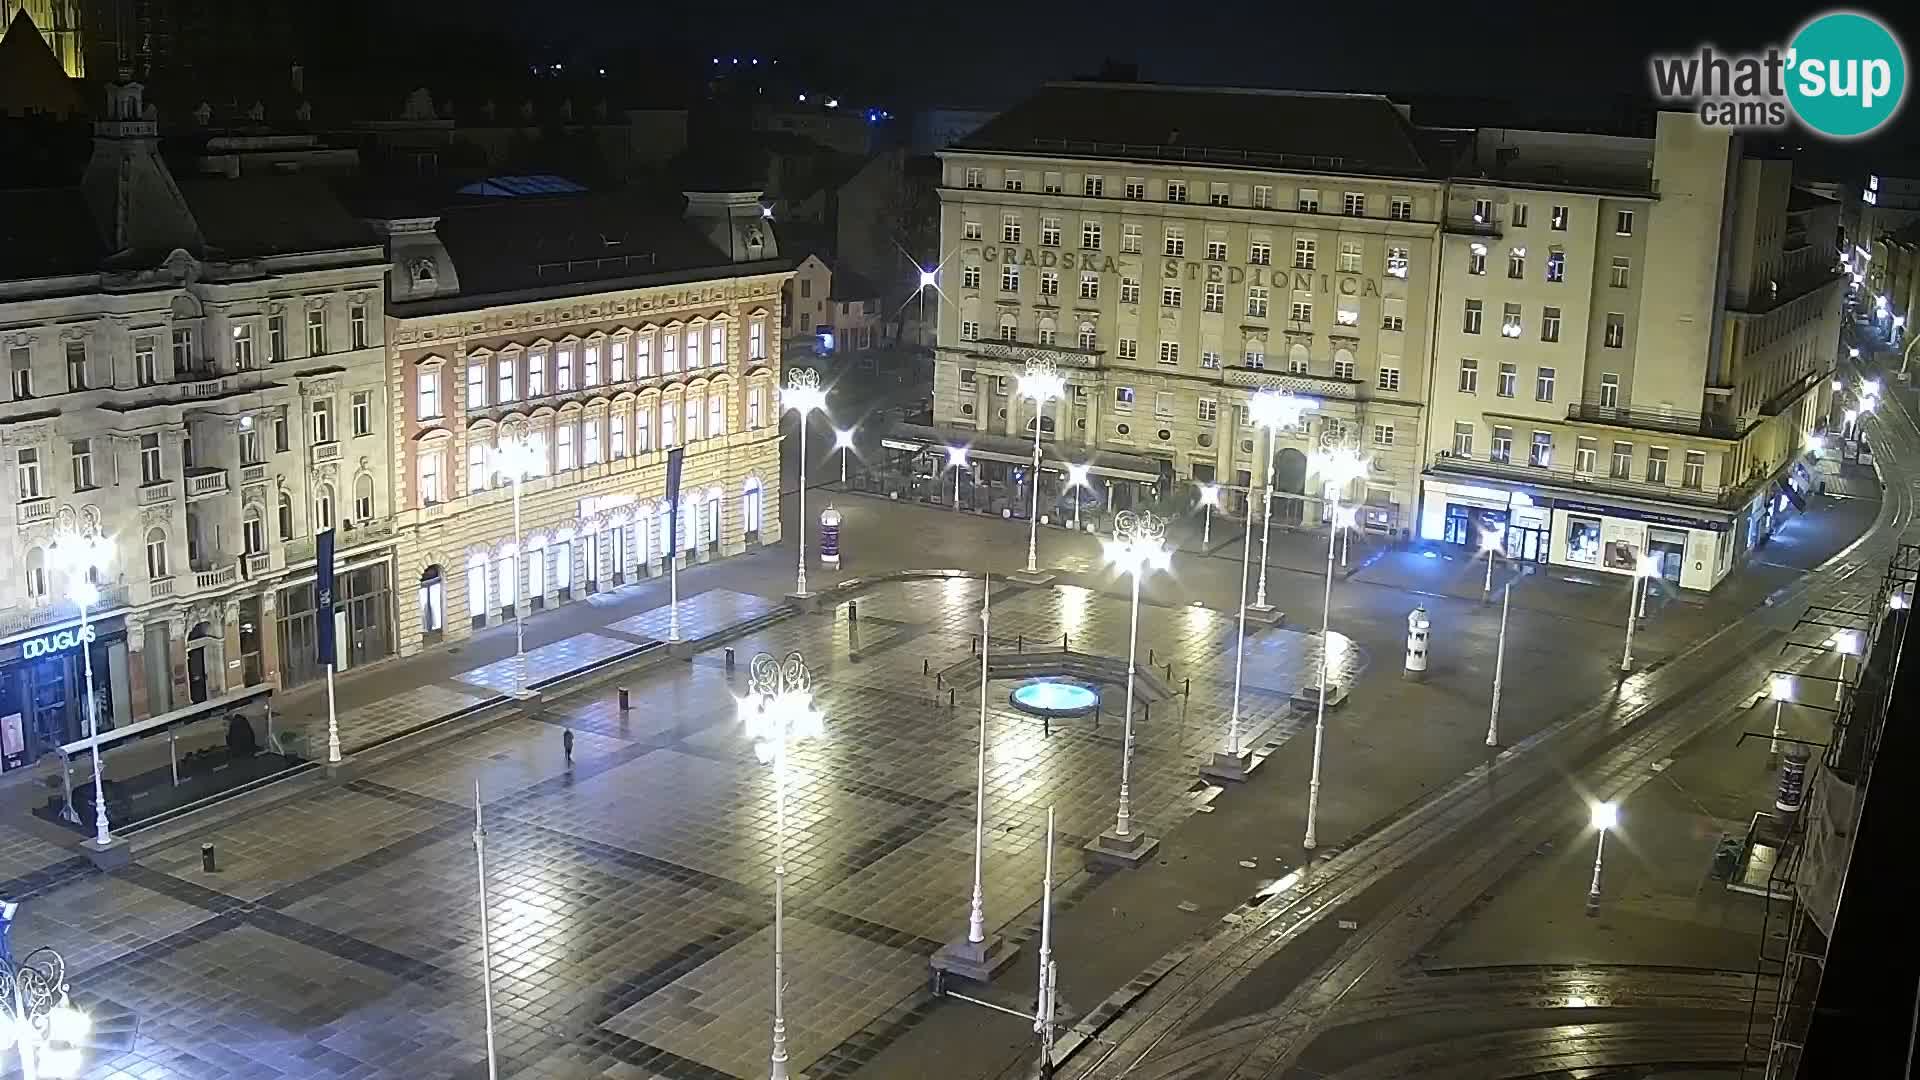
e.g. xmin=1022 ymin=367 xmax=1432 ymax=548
xmin=22 ymin=625 xmax=96 ymax=660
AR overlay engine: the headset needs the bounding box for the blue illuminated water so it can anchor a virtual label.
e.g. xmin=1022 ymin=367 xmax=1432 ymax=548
xmin=1010 ymin=680 xmax=1100 ymax=717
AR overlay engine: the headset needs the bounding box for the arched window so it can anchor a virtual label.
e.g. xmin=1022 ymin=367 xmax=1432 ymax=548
xmin=314 ymin=484 xmax=335 ymax=532
xmin=277 ymin=490 xmax=295 ymax=540
xmin=243 ymin=504 xmax=265 ymax=555
xmin=25 ymin=547 xmax=47 ymax=599
xmin=999 ymin=314 xmax=1019 ymax=342
xmin=742 ymin=476 xmax=764 ymax=535
xmin=145 ymin=527 xmax=169 ymax=579
xmin=354 ymin=472 xmax=375 ymax=521
xmin=1287 ymin=342 xmax=1311 ymax=374
xmin=1244 ymin=338 xmax=1267 ymax=369
xmin=1078 ymin=322 xmax=1097 ymax=351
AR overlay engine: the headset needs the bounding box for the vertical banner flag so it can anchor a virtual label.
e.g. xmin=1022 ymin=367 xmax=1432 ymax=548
xmin=665 ymin=447 xmax=685 ymax=554
xmin=315 ymin=528 xmax=337 ymax=667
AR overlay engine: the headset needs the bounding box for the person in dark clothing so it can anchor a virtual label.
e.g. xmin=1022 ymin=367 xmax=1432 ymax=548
xmin=562 ymin=727 xmax=574 ymax=763
xmin=226 ymin=713 xmax=260 ymax=758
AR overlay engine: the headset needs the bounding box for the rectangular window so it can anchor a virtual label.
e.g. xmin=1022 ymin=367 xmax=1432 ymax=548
xmin=267 ymin=315 xmax=285 ymax=362
xmin=1615 ymin=209 xmax=1634 ymax=235
xmin=1497 ymin=362 xmax=1517 ymax=397
xmin=1468 ymin=244 xmax=1487 ymax=275
xmin=1508 ymin=248 xmax=1525 ymax=278
xmin=1551 ymin=205 xmax=1569 ymax=230
xmin=1244 ymin=348 xmax=1264 ymax=369
xmin=1610 ymin=441 xmax=1633 ymax=479
xmin=1162 ymin=285 xmax=1182 ymax=308
xmin=1043 ymin=173 xmax=1063 ymax=195
xmin=1546 ymin=251 xmax=1565 ymax=282
xmin=1378 ymin=365 xmax=1401 ymax=392
xmin=584 ymin=344 xmax=601 ymax=385
xmin=1082 ymin=221 xmax=1102 ymax=249
xmin=139 ymin=434 xmax=162 ymax=484
xmin=1114 ymin=386 xmax=1134 ymax=411
xmin=1333 ymin=355 xmax=1355 ymax=380
xmin=1290 ymin=301 xmax=1313 ymax=323
xmin=306 ymin=308 xmax=327 ymax=355
xmin=1154 ymin=391 xmax=1174 ymax=418
xmin=1463 ymin=299 xmax=1483 ymax=334
xmin=1083 ymin=175 xmax=1104 ymax=197
xmin=961 ymin=320 xmax=980 ymax=341
xmin=1452 ymin=421 xmax=1474 ymax=457
xmin=1604 ymin=313 xmax=1625 ymax=349
xmin=1206 ymin=239 xmax=1228 ymax=261
xmin=1247 ymin=286 xmax=1269 ymax=317
xmin=1541 ymin=307 xmax=1562 ymax=343
xmin=963 ymin=265 xmax=981 ymax=289
xmin=350 ymin=303 xmax=369 ymax=349
xmin=417 ymin=369 xmax=442 ymax=419
xmin=1201 ymin=350 xmax=1221 ymax=369
xmin=1490 ymin=425 xmax=1513 ymax=463
xmin=1159 ymin=341 xmax=1180 ymax=365
xmin=1041 ymin=216 xmax=1061 ymax=247
xmin=1163 ymin=226 xmax=1184 ymax=257
xmin=1575 ymin=437 xmax=1597 ymax=474
xmin=1458 ymin=357 xmax=1479 ymax=393
xmin=1080 ymin=273 xmax=1100 ymax=300
xmin=1599 ymin=372 xmax=1620 ymax=408
xmin=498 ymin=356 xmax=518 ymax=401
xmin=1002 ymin=264 xmax=1020 ymax=292
xmin=531 ymin=348 xmax=551 ymax=393
xmin=1473 ymin=198 xmax=1493 ymax=223
xmin=1209 ymin=183 xmax=1230 ymax=207
xmin=1510 ymin=202 xmax=1529 ymax=227
xmin=610 ymin=411 xmax=626 ymax=458
xmin=1253 ymin=185 xmax=1273 ymax=209
xmin=239 ymin=427 xmax=260 ymax=465
xmin=1683 ymin=450 xmax=1706 ymax=490
xmin=1645 ymin=446 xmax=1668 ymax=483
xmin=1040 ymin=270 xmax=1060 ymax=298
xmin=230 ymin=324 xmax=254 ymax=370
xmin=638 ymin=406 xmax=654 ymax=450
xmin=1343 ymin=191 xmax=1366 ymax=216
xmin=1340 ymin=240 xmax=1363 ymax=273
xmin=1610 ymin=256 xmax=1630 ymax=288
xmin=274 ymin=406 xmax=289 ymax=452
xmin=1125 ymin=177 xmax=1145 ymax=200
xmin=171 ymin=327 xmax=193 ymax=374
xmin=964 ymin=220 xmax=983 ymax=241
xmin=1294 ymin=238 xmax=1316 ymax=269
xmin=610 ymin=339 xmax=627 ymax=381
xmin=1288 ymin=352 xmax=1309 ymax=374
xmin=468 ymin=361 xmax=487 ymax=407
xmin=1386 ymin=245 xmax=1409 ymax=278
xmin=558 ymin=345 xmax=578 ymax=388
xmin=69 ymin=438 xmax=93 ymax=490
xmin=1501 ymin=302 xmax=1523 ymax=338
xmin=1117 ymin=338 xmax=1137 ymax=361
xmin=1298 ymin=188 xmax=1319 ymax=213
xmin=1536 ymin=366 xmax=1556 ymax=401
xmin=467 ymin=443 xmax=486 ymax=493
xmin=1166 ymin=180 xmax=1187 ymax=203
xmin=63 ymin=340 xmax=87 ymax=391
xmin=419 ymin=450 xmax=443 ymax=504
xmin=750 ymin=318 xmax=767 ymax=360
xmin=710 ymin=321 xmax=728 ymax=368
xmin=1529 ymin=431 xmax=1552 ymax=467
xmin=1003 ymin=170 xmax=1023 ymax=192
xmin=1120 ymin=277 xmax=1140 ymax=304
xmin=556 ymin=424 xmax=575 ymax=469
xmin=1080 ymin=326 xmax=1099 ymax=350
xmin=1002 ymin=214 xmax=1021 ymax=243
xmin=1390 ymin=195 xmax=1413 ymax=221
xmin=1198 ymin=398 xmax=1218 ymax=422
xmin=1249 ymin=241 xmax=1271 ymax=265
xmin=134 ymin=337 xmax=158 ymax=386
xmin=1122 ymin=224 xmax=1142 ymax=253
xmin=352 ymin=390 xmax=372 ymax=436
xmin=1382 ymin=313 xmax=1404 ymax=332
xmin=310 ymin=398 xmax=334 ymax=443
xmin=1204 ymin=282 xmax=1224 ymax=312
xmin=1370 ymin=423 xmax=1394 ymax=447
xmin=584 ymin=419 xmax=602 ymax=464
xmin=964 ymin=167 xmax=982 ymax=189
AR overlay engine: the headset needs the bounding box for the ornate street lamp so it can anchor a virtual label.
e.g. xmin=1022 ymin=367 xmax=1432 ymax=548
xmin=491 ymin=420 xmax=545 ymax=693
xmin=1091 ymin=511 xmax=1170 ymax=864
xmin=48 ymin=528 xmax=113 ymax=848
xmin=1247 ymin=390 xmax=1317 ymax=611
xmin=1302 ymin=440 xmax=1369 ymax=850
xmin=0 ymin=941 xmax=92 ymax=1079
xmin=739 ymin=651 xmax=827 ymax=1080
xmin=1016 ymin=359 xmax=1066 ymax=575
xmin=784 ymin=369 xmax=828 ymax=596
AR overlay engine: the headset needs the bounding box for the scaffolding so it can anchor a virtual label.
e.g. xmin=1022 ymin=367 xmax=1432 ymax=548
xmin=1742 ymin=541 xmax=1919 ymax=1077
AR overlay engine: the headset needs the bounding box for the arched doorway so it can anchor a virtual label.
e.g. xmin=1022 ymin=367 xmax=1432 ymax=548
xmin=1274 ymin=447 xmax=1308 ymax=526
xmin=186 ymin=621 xmax=218 ymax=704
xmin=418 ymin=565 xmax=445 ymax=645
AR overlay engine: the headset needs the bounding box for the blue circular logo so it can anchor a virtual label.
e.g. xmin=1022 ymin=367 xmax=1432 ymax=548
xmin=1787 ymin=11 xmax=1907 ymax=139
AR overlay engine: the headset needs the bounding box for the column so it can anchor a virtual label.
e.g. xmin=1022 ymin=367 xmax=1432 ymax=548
xmin=167 ymin=614 xmax=190 ymax=706
xmin=124 ymin=632 xmax=150 ymax=724
xmin=260 ymin=590 xmax=282 ymax=687
xmin=220 ymin=600 xmax=242 ymax=697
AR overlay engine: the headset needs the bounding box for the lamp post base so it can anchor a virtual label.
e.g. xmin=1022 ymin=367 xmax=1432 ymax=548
xmin=1009 ymin=570 xmax=1056 ymax=586
xmin=1084 ymin=827 xmax=1161 ymax=870
xmin=81 ymin=833 xmax=133 ymax=869
xmin=929 ymin=932 xmax=1019 ymax=985
xmin=1243 ymin=605 xmax=1286 ymax=628
xmin=1201 ymin=749 xmax=1254 ymax=783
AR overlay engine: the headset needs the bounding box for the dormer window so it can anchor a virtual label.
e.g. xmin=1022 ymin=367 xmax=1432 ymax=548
xmin=410 ymin=258 xmax=436 ymax=286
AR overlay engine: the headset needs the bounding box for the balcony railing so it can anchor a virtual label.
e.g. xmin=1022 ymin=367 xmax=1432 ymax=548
xmin=968 ymin=339 xmax=1103 ymax=369
xmin=1430 ymin=450 xmax=1735 ymax=507
xmin=311 ymin=441 xmax=341 ymax=465
xmin=18 ymin=498 xmax=54 ymax=525
xmin=138 ymin=481 xmax=176 ymax=506
xmin=246 ymin=552 xmax=273 ymax=578
xmin=149 ymin=577 xmax=175 ymax=600
xmin=241 ymin=463 xmax=269 ymax=487
xmin=1223 ymin=367 xmax=1360 ymax=400
xmin=1565 ymin=400 xmax=1744 ymax=440
xmin=185 ymin=468 xmax=229 ymax=499
xmin=194 ymin=563 xmax=239 ymax=590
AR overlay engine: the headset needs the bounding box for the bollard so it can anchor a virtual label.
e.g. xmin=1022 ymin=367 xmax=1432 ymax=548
xmin=1165 ymin=662 xmax=1173 ymax=681
xmin=937 ymin=673 xmax=944 ymax=691
xmin=971 ymin=635 xmax=978 ymax=654
xmin=1184 ymin=676 xmax=1191 ymax=697
xmin=949 ymin=688 xmax=956 ymax=708
xmin=1144 ymin=702 xmax=1151 ymax=723
xmin=201 ymin=842 xmax=217 ymax=873
xmin=849 ymin=600 xmax=859 ymax=622
xmin=725 ymin=647 xmax=736 ymax=673
xmin=1062 ymin=633 xmax=1069 ymax=652
xmin=1149 ymin=648 xmax=1156 ymax=666
xmin=1018 ymin=634 xmax=1024 ymax=653
xmin=618 ymin=687 xmax=631 ymax=712
xmin=924 ymin=658 xmax=931 ymax=675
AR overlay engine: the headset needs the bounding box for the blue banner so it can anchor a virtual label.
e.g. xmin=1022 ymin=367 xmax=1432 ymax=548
xmin=315 ymin=528 xmax=336 ymax=667
xmin=665 ymin=447 xmax=685 ymax=554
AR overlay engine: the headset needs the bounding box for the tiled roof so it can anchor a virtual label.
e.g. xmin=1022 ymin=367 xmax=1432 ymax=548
xmin=428 ymin=191 xmax=743 ymax=297
xmin=179 ymin=176 xmax=378 ymax=258
xmin=953 ymin=82 xmax=1440 ymax=178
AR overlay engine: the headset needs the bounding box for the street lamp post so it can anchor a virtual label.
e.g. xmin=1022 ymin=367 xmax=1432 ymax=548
xmin=1091 ymin=511 xmax=1170 ymax=864
xmin=1586 ymin=801 xmax=1618 ymax=914
xmin=1303 ymin=442 xmax=1369 ymax=851
xmin=491 ymin=422 xmax=544 ymax=694
xmin=0 ymin=940 xmax=92 ymax=1080
xmin=784 ymin=369 xmax=827 ymax=597
xmin=739 ymin=651 xmax=827 ymax=1080
xmin=1017 ymin=359 xmax=1067 ymax=575
xmin=1486 ymin=580 xmax=1512 ymax=748
xmin=834 ymin=427 xmax=856 ymax=485
xmin=472 ymin=782 xmax=499 ymax=1080
xmin=1249 ymin=390 xmax=1317 ymax=611
xmin=1065 ymin=463 xmax=1090 ymax=533
xmin=1479 ymin=528 xmax=1504 ymax=605
xmin=1197 ymin=483 xmax=1219 ymax=548
xmin=946 ymin=446 xmax=969 ymax=511
xmin=50 ymin=530 xmax=112 ymax=848
xmin=1205 ymin=475 xmax=1260 ymax=782
xmin=1768 ymin=673 xmax=1794 ymax=768
xmin=1833 ymin=629 xmax=1863 ymax=702
xmin=1619 ymin=555 xmax=1660 ymax=674
xmin=932 ymin=575 xmax=1011 ymax=982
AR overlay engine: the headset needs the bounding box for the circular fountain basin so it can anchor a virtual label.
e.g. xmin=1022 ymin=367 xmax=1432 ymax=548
xmin=1010 ymin=679 xmax=1100 ymax=719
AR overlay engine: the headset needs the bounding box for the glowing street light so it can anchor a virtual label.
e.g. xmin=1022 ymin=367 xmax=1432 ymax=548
xmin=1065 ymin=463 xmax=1090 ymax=533
xmin=946 ymin=445 xmax=969 ymax=511
xmin=784 ymin=369 xmax=828 ymax=596
xmin=1832 ymin=629 xmax=1863 ymax=702
xmin=918 ymin=266 xmax=938 ymax=291
xmin=49 ymin=529 xmax=113 ymax=847
xmin=1863 ymin=377 xmax=1882 ymax=397
xmin=1248 ymin=390 xmax=1318 ymax=611
xmin=739 ymin=651 xmax=827 ymax=1080
xmin=1096 ymin=511 xmax=1170 ymax=859
xmin=834 ymin=427 xmax=856 ymax=484
xmin=1303 ymin=440 xmax=1368 ymax=850
xmin=1768 ymin=673 xmax=1795 ymax=766
xmin=491 ymin=422 xmax=546 ymax=679
xmin=0 ymin=941 xmax=92 ymax=1079
xmin=1479 ymin=527 xmax=1504 ymax=605
xmin=1197 ymin=483 xmax=1219 ymax=546
xmin=1017 ymin=359 xmax=1067 ymax=575
xmin=1619 ymin=554 xmax=1661 ymax=674
xmin=1586 ymin=801 xmax=1618 ymax=913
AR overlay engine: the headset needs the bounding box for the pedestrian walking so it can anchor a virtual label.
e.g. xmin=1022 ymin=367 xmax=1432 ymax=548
xmin=562 ymin=727 xmax=574 ymax=763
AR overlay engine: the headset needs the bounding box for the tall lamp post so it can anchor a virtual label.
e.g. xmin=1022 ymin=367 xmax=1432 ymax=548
xmin=1091 ymin=510 xmax=1169 ymax=864
xmin=1197 ymin=483 xmax=1219 ymax=547
xmin=1479 ymin=528 xmax=1504 ymax=605
xmin=1017 ymin=359 xmax=1066 ymax=575
xmin=1619 ymin=554 xmax=1661 ymax=674
xmin=1248 ymin=390 xmax=1318 ymax=612
xmin=491 ymin=422 xmax=544 ymax=694
xmin=1303 ymin=441 xmax=1369 ymax=850
xmin=933 ymin=575 xmax=1012 ymax=982
xmin=833 ymin=428 xmax=856 ymax=485
xmin=0 ymin=941 xmax=92 ymax=1080
xmin=1205 ymin=473 xmax=1261 ymax=782
xmin=1486 ymin=580 xmax=1513 ymax=748
xmin=1585 ymin=801 xmax=1618 ymax=914
xmin=739 ymin=651 xmax=827 ymax=1080
xmin=1065 ymin=463 xmax=1090 ymax=533
xmin=946 ymin=446 xmax=969 ymax=511
xmin=49 ymin=529 xmax=112 ymax=849
xmin=1832 ymin=629 xmax=1863 ymax=702
xmin=1768 ymin=673 xmax=1794 ymax=768
xmin=784 ymin=369 xmax=827 ymax=597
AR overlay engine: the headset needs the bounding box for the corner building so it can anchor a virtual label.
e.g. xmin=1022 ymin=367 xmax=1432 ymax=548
xmin=369 ymin=189 xmax=790 ymax=654
xmin=931 ymin=83 xmax=1445 ymax=532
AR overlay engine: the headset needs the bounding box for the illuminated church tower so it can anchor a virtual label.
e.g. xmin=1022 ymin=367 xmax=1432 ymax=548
xmin=0 ymin=0 xmax=81 ymax=77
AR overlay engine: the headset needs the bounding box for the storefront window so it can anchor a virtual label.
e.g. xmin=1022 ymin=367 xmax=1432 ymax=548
xmin=1566 ymin=516 xmax=1601 ymax=565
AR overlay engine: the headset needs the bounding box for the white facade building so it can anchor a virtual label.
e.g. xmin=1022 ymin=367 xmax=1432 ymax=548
xmin=0 ymin=80 xmax=394 ymax=770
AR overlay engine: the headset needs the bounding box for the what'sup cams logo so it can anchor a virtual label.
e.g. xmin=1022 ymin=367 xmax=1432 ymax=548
xmin=1649 ymin=10 xmax=1907 ymax=139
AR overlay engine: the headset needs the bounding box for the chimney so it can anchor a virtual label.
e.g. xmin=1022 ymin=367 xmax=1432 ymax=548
xmin=682 ymin=190 xmax=778 ymax=263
